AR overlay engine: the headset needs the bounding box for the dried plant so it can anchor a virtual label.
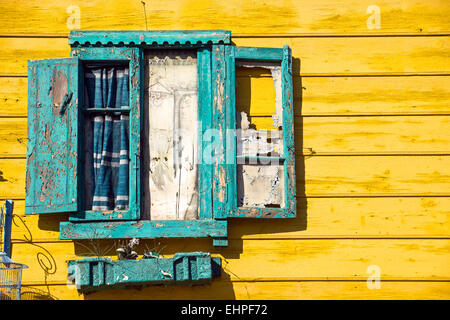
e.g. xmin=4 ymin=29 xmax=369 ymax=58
xmin=142 ymin=239 xmax=166 ymax=259
xmin=74 ymin=225 xmax=118 ymax=258
xmin=116 ymin=237 xmax=140 ymax=260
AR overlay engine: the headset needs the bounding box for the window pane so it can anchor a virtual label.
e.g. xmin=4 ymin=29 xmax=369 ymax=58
xmin=237 ymin=163 xmax=285 ymax=208
xmin=235 ymin=61 xmax=283 ymax=157
xmin=142 ymin=50 xmax=199 ymax=220
xmin=235 ymin=61 xmax=285 ymax=209
xmin=83 ymin=66 xmax=130 ymax=211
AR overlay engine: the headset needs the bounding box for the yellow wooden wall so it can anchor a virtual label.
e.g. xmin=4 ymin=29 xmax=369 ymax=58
xmin=0 ymin=0 xmax=449 ymax=299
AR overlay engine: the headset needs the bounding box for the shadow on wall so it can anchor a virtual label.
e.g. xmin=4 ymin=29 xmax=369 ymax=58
xmin=10 ymin=214 xmax=59 ymax=300
xmin=21 ymin=287 xmax=58 ymax=300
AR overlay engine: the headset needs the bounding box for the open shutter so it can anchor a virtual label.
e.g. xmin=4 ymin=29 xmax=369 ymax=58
xmin=227 ymin=45 xmax=296 ymax=219
xmin=25 ymin=58 xmax=80 ymax=214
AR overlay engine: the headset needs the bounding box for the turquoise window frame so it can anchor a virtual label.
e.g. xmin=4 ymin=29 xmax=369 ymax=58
xmin=224 ymin=45 xmax=297 ymax=219
xmin=24 ymin=31 xmax=295 ymax=247
xmin=68 ymin=46 xmax=142 ymax=222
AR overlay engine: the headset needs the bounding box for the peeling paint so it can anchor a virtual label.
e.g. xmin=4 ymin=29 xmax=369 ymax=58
xmin=237 ymin=164 xmax=285 ymax=208
xmin=217 ymin=166 xmax=226 ymax=202
xmin=50 ymin=68 xmax=69 ymax=117
xmin=37 ymin=161 xmax=57 ymax=204
xmin=25 ymin=58 xmax=80 ymax=214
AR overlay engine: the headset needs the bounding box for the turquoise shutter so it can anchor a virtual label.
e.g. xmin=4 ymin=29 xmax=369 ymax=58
xmin=226 ymin=45 xmax=296 ymax=219
xmin=25 ymin=58 xmax=80 ymax=214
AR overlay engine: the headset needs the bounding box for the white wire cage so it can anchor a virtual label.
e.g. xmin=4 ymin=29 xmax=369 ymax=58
xmin=0 ymin=252 xmax=28 ymax=300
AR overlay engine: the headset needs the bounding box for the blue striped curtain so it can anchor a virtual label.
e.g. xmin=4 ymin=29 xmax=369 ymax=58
xmin=85 ymin=67 xmax=129 ymax=211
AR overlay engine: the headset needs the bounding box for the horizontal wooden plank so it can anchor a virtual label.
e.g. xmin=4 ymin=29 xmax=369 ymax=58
xmin=300 ymin=75 xmax=450 ymax=116
xmin=238 ymin=74 xmax=450 ymax=116
xmin=7 ymin=197 xmax=450 ymax=242
xmin=3 ymin=75 xmax=450 ymax=117
xmin=0 ymin=0 xmax=449 ymax=34
xmin=302 ymin=155 xmax=450 ymax=196
xmin=0 ymin=76 xmax=28 ymax=116
xmin=1 ymin=116 xmax=449 ymax=156
xmin=1 ymin=156 xmax=449 ymax=198
xmin=233 ymin=37 xmax=450 ymax=74
xmin=0 ymin=118 xmax=27 ymax=155
xmin=298 ymin=116 xmax=450 ymax=154
xmin=230 ymin=197 xmax=450 ymax=239
xmin=59 ymin=219 xmax=227 ymax=240
xmin=235 ymin=46 xmax=284 ymax=60
xmin=19 ymin=280 xmax=450 ymax=300
xmin=1 ymin=36 xmax=449 ymax=75
xmin=0 ymin=38 xmax=69 ymax=74
xmin=11 ymin=239 xmax=450 ymax=285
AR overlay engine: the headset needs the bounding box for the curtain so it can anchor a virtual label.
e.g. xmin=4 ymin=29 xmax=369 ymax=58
xmin=85 ymin=66 xmax=129 ymax=211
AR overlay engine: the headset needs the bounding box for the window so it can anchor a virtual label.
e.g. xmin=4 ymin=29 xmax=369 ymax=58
xmin=25 ymin=31 xmax=295 ymax=246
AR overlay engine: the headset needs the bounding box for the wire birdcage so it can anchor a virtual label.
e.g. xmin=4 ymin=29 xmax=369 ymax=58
xmin=0 ymin=252 xmax=28 ymax=300
xmin=1 ymin=200 xmax=28 ymax=300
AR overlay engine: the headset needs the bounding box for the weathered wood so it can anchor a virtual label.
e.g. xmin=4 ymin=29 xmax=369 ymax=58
xmin=230 ymin=45 xmax=296 ymax=218
xmin=211 ymin=45 xmax=228 ymax=219
xmin=25 ymin=58 xmax=80 ymax=214
xmin=3 ymin=116 xmax=450 ymax=157
xmin=19 ymin=280 xmax=450 ymax=300
xmin=12 ymin=239 xmax=450 ymax=285
xmin=9 ymin=197 xmax=450 ymax=241
xmin=233 ymin=36 xmax=450 ymax=74
xmin=302 ymin=155 xmax=450 ymax=196
xmin=2 ymin=156 xmax=450 ymax=199
xmin=2 ymin=36 xmax=450 ymax=75
xmin=1 ymin=0 xmax=449 ymax=34
xmin=235 ymin=46 xmax=283 ymax=60
xmin=69 ymin=30 xmax=231 ymax=46
xmin=281 ymin=44 xmax=296 ymax=216
xmin=236 ymin=73 xmax=450 ymax=116
xmin=0 ymin=2 xmax=448 ymax=299
xmin=59 ymin=219 xmax=227 ymax=240
xmin=68 ymin=253 xmax=221 ymax=293
xmin=4 ymin=75 xmax=450 ymax=117
xmin=69 ymin=46 xmax=142 ymax=222
xmin=197 ymin=48 xmax=213 ymax=220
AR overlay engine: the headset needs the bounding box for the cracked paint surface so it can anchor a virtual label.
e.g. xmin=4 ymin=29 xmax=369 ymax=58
xmin=25 ymin=58 xmax=79 ymax=214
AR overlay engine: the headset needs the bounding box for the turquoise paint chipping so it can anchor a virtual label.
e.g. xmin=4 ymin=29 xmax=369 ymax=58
xmin=68 ymin=252 xmax=221 ymax=294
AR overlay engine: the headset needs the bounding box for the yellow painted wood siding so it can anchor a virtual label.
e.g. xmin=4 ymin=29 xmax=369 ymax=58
xmin=0 ymin=0 xmax=449 ymax=300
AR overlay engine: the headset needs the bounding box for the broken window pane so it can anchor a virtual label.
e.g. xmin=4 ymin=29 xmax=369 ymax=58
xmin=237 ymin=164 xmax=285 ymax=208
xmin=235 ymin=61 xmax=283 ymax=157
xmin=142 ymin=50 xmax=199 ymax=220
xmin=235 ymin=61 xmax=285 ymax=209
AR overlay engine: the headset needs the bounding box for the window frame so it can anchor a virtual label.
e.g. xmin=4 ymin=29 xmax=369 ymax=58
xmin=24 ymin=31 xmax=295 ymax=246
xmin=69 ymin=46 xmax=142 ymax=222
xmin=225 ymin=45 xmax=297 ymax=219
